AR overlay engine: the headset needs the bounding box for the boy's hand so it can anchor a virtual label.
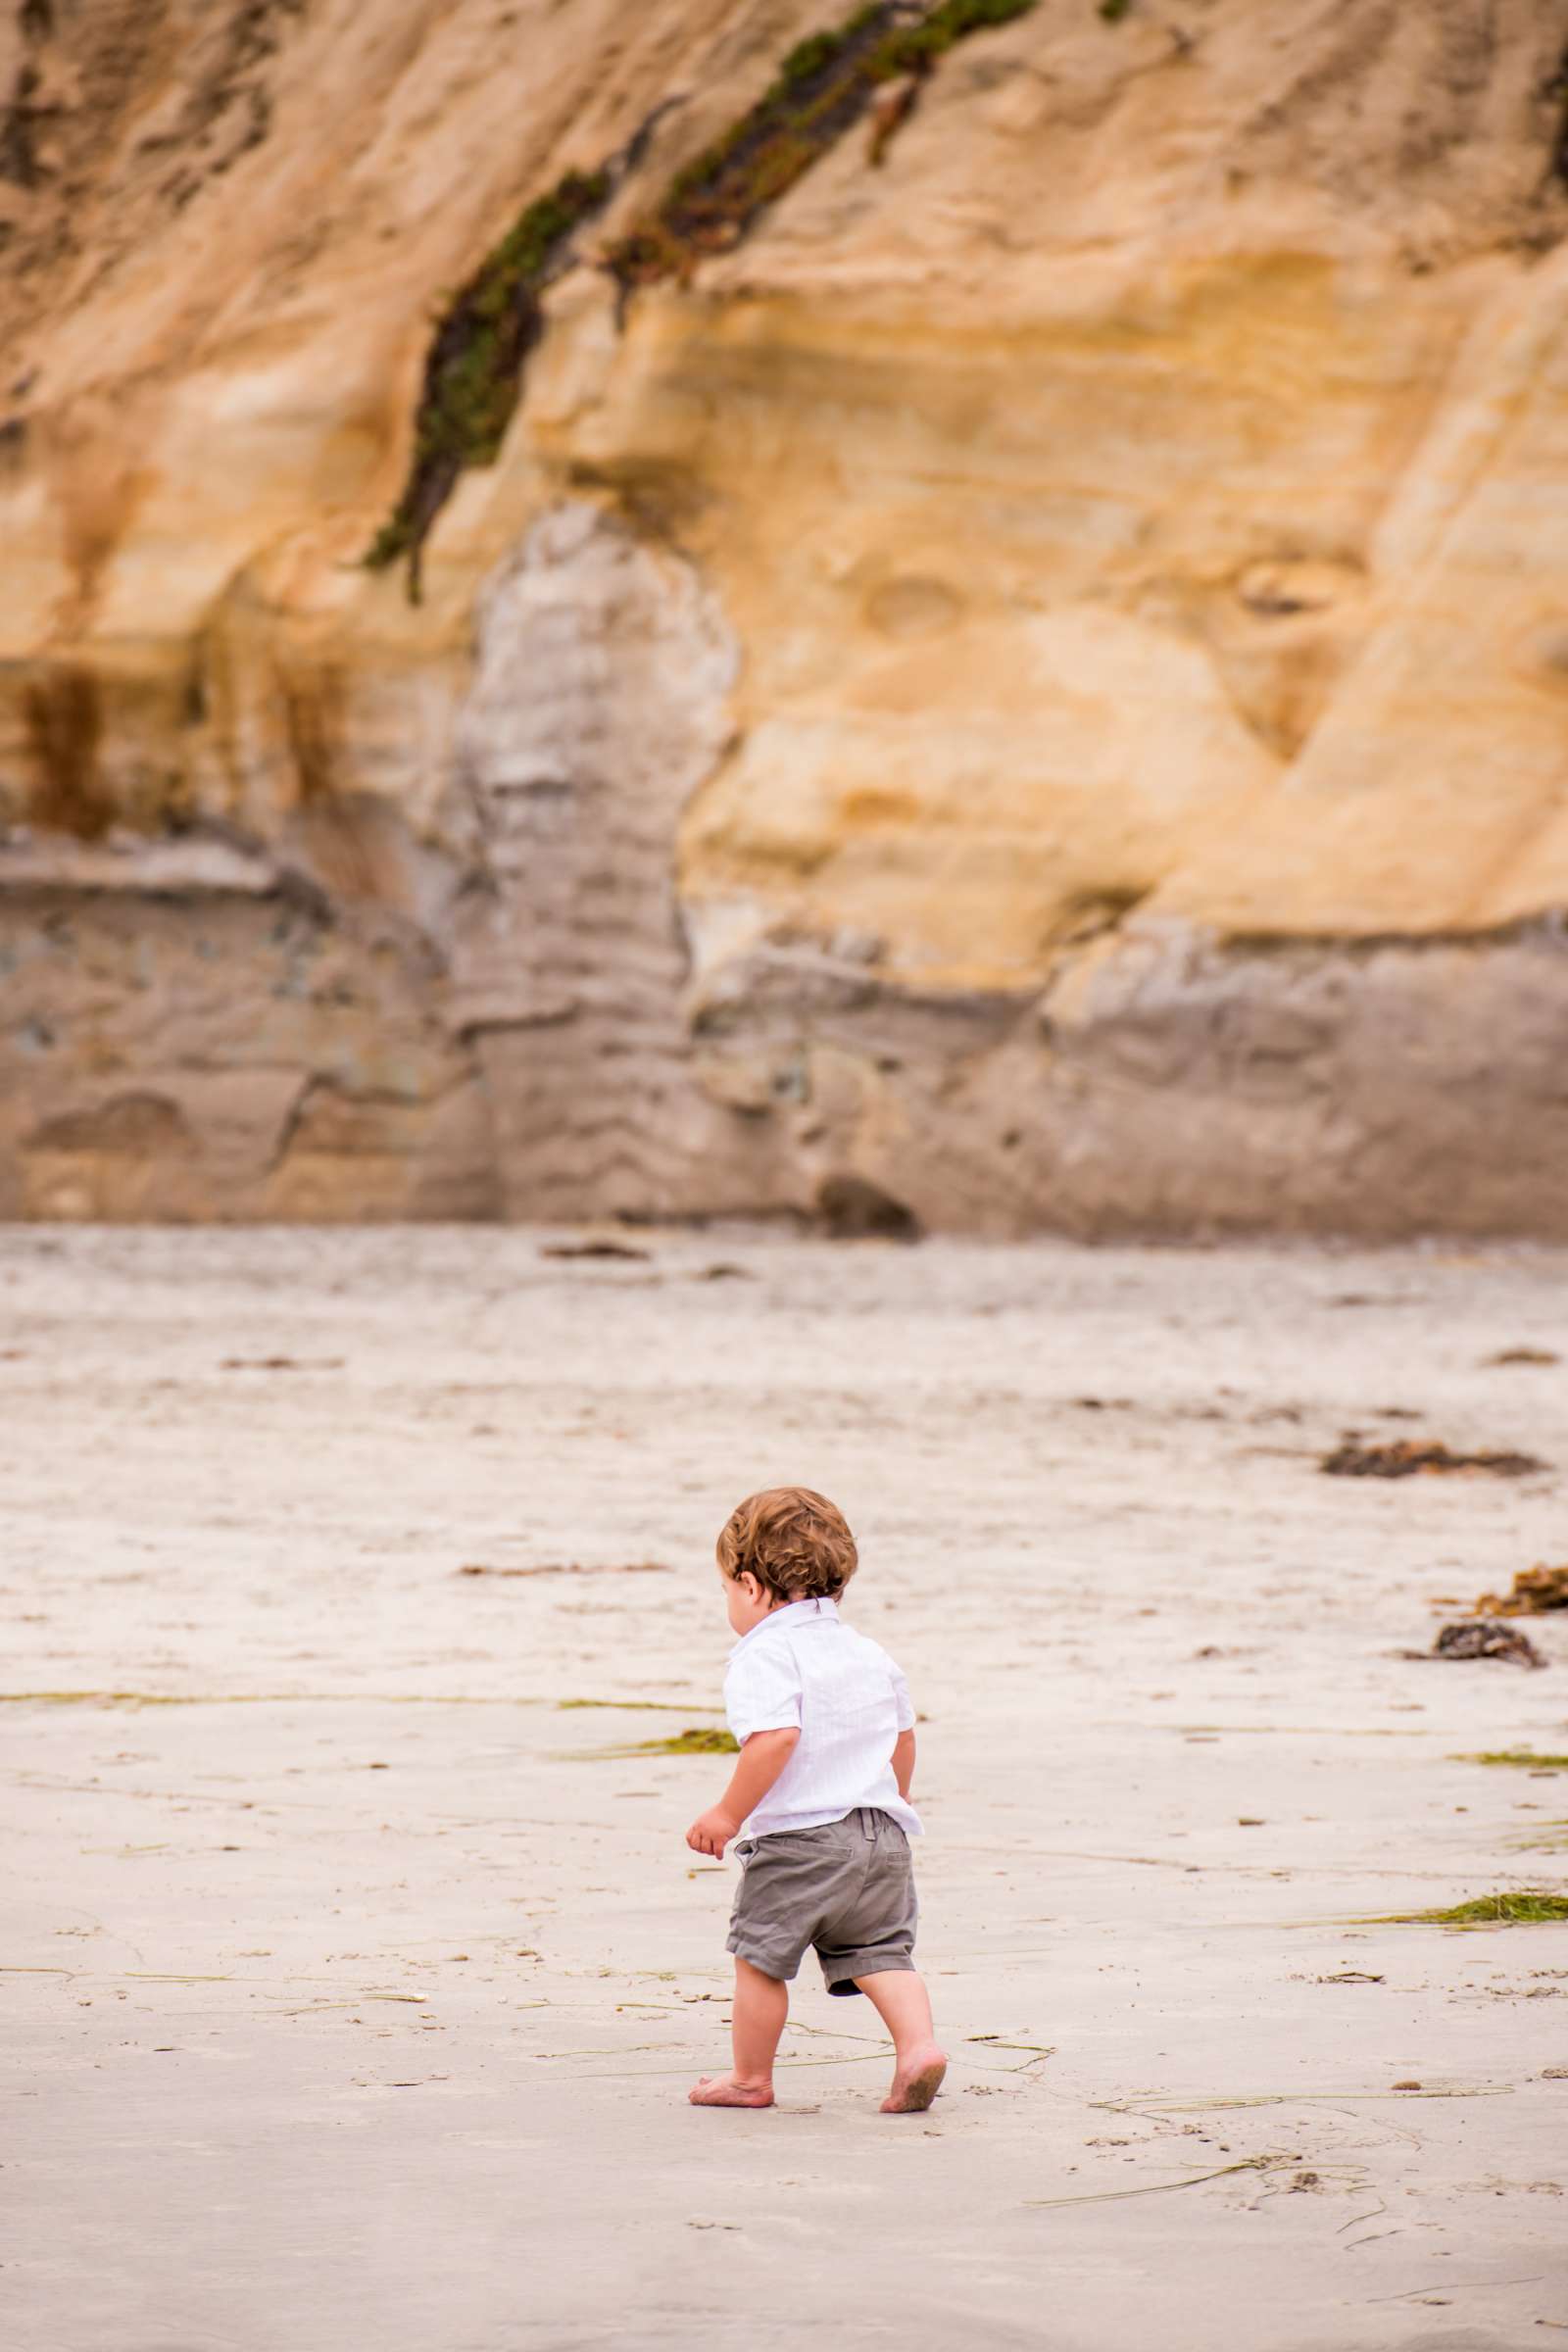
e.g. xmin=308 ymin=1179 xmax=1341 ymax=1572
xmin=684 ymin=1728 xmax=798 ymax=1861
xmin=686 ymin=1805 xmax=739 ymax=1858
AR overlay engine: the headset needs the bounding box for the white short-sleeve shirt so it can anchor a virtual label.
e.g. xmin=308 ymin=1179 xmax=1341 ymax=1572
xmin=722 ymin=1595 xmax=921 ymax=1840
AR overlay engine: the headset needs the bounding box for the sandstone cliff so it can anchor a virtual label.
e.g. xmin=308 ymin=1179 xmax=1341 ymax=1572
xmin=3 ymin=0 xmax=1568 ymax=1233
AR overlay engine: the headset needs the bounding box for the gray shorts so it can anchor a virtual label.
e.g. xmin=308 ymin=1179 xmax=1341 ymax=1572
xmin=726 ymin=1806 xmax=917 ymax=1996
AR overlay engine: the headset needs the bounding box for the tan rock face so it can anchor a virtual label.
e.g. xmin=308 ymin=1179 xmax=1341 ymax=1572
xmin=3 ymin=0 xmax=1568 ymax=1232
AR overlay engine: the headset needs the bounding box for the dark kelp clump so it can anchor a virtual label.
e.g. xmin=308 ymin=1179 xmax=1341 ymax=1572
xmin=1321 ymin=1438 xmax=1546 ymax=1479
xmin=1428 ymin=1619 xmax=1546 ymax=1669
xmin=539 ymin=1240 xmax=653 ymax=1263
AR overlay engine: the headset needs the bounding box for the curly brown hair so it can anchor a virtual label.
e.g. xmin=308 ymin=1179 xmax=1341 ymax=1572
xmin=715 ymin=1486 xmax=858 ymax=1606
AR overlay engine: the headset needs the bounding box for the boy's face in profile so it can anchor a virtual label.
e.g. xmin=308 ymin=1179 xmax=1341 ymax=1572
xmin=720 ymin=1565 xmax=775 ymax=1638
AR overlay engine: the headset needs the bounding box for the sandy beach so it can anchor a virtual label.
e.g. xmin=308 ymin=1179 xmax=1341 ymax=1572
xmin=4 ymin=1226 xmax=1566 ymax=2351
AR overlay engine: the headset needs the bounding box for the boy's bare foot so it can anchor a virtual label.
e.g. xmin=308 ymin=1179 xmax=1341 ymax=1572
xmin=881 ymin=2043 xmax=948 ymax=2114
xmin=689 ymin=2072 xmax=774 ymax=2108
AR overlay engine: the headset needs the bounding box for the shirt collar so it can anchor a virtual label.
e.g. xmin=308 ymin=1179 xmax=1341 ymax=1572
xmin=729 ymin=1594 xmax=839 ymax=1658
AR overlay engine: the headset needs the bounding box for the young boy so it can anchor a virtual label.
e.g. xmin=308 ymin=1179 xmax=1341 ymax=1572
xmin=685 ymin=1486 xmax=946 ymax=2114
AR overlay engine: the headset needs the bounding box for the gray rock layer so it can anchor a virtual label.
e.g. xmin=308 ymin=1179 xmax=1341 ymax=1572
xmin=6 ymin=805 xmax=1567 ymax=1237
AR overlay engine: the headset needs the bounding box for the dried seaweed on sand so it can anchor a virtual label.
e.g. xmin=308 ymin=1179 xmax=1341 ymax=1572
xmin=1321 ymin=1438 xmax=1545 ymax=1478
xmin=1476 ymin=1563 xmax=1568 ymax=1616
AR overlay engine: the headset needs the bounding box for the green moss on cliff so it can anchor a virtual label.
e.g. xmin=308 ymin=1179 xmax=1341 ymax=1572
xmin=882 ymin=0 xmax=1037 ymax=72
xmin=368 ymin=4 xmax=1039 ymax=592
xmin=605 ymin=0 xmax=1037 ymax=292
xmin=365 ymin=167 xmax=612 ymax=599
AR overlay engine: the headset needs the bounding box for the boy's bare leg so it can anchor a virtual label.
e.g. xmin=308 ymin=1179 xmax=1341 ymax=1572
xmin=854 ymin=1969 xmax=948 ymax=2112
xmin=689 ymin=1958 xmax=785 ymax=2107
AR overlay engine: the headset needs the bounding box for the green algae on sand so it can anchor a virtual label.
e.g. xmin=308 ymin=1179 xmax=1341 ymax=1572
xmin=1370 ymin=1889 xmax=1568 ymax=1928
xmin=1458 ymin=1750 xmax=1568 ymax=1771
xmin=580 ymin=1725 xmax=740 ymax=1758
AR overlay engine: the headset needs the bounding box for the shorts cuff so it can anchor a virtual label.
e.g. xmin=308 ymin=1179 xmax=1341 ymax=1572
xmin=725 ymin=1931 xmax=799 ymax=1983
xmin=822 ymin=1951 xmax=916 ymax=1997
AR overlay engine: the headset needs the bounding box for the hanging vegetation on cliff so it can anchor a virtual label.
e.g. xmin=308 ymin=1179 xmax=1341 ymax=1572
xmin=364 ymin=1 xmax=1037 ymax=597
xmin=605 ymin=0 xmax=1037 ymax=291
xmin=362 ymin=167 xmax=612 ymax=601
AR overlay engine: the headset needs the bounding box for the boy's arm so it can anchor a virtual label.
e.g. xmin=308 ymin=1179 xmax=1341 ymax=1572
xmin=892 ymin=1728 xmax=915 ymax=1798
xmin=686 ymin=1729 xmax=801 ymax=1859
